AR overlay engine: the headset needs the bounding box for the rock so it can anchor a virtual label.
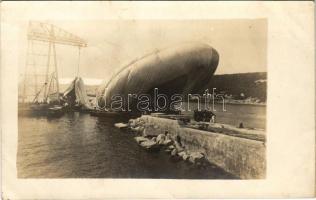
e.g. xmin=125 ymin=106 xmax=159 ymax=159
xmin=140 ymin=140 xmax=156 ymax=147
xmin=171 ymin=148 xmax=178 ymax=156
xmin=177 ymin=148 xmax=184 ymax=152
xmin=174 ymin=141 xmax=184 ymax=152
xmin=134 ymin=136 xmax=148 ymax=144
xmin=114 ymin=123 xmax=128 ymax=129
xmin=131 ymin=126 xmax=140 ymax=132
xmin=165 ymin=134 xmax=172 ymax=140
xmin=156 ymin=134 xmax=165 ymax=141
xmin=153 ymin=125 xmax=159 ymax=129
xmin=182 ymin=154 xmax=189 ymax=161
xmin=151 ymin=137 xmax=156 ymax=142
xmin=188 ymin=152 xmax=205 ymax=164
xmin=178 ymin=151 xmax=189 ymax=161
xmin=168 ymin=145 xmax=175 ymax=150
xmin=156 ymin=134 xmax=165 ymax=143
xmin=163 ymin=139 xmax=172 ymax=146
xmin=156 ymin=134 xmax=166 ymax=145
xmin=140 ymin=140 xmax=160 ymax=151
xmin=158 ymin=138 xmax=165 ymax=145
xmin=178 ymin=151 xmax=185 ymax=157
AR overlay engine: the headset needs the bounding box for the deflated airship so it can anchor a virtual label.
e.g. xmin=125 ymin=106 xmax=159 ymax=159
xmin=97 ymin=42 xmax=219 ymax=111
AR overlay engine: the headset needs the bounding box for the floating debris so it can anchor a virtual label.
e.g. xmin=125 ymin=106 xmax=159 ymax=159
xmin=114 ymin=123 xmax=128 ymax=129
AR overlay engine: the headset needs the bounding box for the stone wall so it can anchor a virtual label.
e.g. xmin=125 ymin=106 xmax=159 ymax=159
xmin=140 ymin=115 xmax=266 ymax=179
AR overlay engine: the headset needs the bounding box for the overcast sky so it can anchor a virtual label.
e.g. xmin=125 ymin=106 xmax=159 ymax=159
xmin=15 ymin=19 xmax=267 ymax=82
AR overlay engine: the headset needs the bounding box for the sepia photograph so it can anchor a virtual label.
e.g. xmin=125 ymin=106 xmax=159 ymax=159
xmin=17 ymin=19 xmax=267 ymax=179
xmin=1 ymin=1 xmax=314 ymax=199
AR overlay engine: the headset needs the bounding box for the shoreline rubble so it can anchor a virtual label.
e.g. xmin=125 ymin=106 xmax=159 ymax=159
xmin=114 ymin=114 xmax=265 ymax=178
xmin=126 ymin=117 xmax=208 ymax=165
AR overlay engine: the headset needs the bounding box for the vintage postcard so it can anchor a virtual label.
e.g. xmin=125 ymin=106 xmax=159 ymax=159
xmin=1 ymin=1 xmax=315 ymax=199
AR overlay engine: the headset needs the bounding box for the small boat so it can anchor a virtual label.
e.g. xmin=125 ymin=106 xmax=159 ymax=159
xmin=19 ymin=103 xmax=65 ymax=118
xmin=47 ymin=105 xmax=65 ymax=117
xmin=19 ymin=103 xmax=50 ymax=116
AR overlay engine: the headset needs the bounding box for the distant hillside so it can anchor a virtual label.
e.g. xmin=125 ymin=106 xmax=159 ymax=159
xmin=205 ymin=72 xmax=267 ymax=102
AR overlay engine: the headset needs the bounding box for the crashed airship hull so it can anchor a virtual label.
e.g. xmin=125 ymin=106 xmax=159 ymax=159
xmin=98 ymin=43 xmax=219 ymax=111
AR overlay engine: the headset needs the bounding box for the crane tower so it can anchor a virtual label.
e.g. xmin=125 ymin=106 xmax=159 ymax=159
xmin=20 ymin=21 xmax=87 ymax=104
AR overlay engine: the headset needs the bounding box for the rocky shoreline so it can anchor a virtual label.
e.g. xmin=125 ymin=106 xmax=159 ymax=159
xmin=115 ymin=118 xmax=209 ymax=166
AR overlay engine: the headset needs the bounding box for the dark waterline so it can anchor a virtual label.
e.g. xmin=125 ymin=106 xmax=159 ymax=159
xmin=17 ymin=112 xmax=237 ymax=179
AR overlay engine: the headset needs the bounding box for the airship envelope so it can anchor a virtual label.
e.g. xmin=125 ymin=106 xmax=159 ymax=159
xmin=97 ymin=42 xmax=219 ymax=111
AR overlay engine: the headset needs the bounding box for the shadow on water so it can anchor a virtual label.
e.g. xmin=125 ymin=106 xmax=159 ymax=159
xmin=17 ymin=112 xmax=237 ymax=179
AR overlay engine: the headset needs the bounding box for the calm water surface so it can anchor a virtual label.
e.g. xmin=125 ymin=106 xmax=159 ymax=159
xmin=18 ymin=112 xmax=236 ymax=178
xmin=18 ymin=104 xmax=265 ymax=178
xmin=183 ymin=103 xmax=266 ymax=130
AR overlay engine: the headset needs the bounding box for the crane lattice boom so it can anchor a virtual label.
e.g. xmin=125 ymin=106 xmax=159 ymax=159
xmin=28 ymin=21 xmax=87 ymax=47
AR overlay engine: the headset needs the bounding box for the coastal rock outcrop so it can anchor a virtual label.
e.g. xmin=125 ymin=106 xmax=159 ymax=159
xmin=188 ymin=152 xmax=205 ymax=165
xmin=140 ymin=140 xmax=160 ymax=151
xmin=134 ymin=136 xmax=148 ymax=144
xmin=128 ymin=117 xmax=210 ymax=167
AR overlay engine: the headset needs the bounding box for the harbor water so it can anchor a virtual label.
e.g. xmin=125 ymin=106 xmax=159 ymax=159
xmin=17 ymin=104 xmax=265 ymax=178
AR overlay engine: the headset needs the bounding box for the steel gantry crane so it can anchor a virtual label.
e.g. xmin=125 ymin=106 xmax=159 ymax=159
xmin=21 ymin=21 xmax=87 ymax=104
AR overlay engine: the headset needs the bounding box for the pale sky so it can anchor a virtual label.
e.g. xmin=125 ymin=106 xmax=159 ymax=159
xmin=14 ymin=19 xmax=267 ymax=82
